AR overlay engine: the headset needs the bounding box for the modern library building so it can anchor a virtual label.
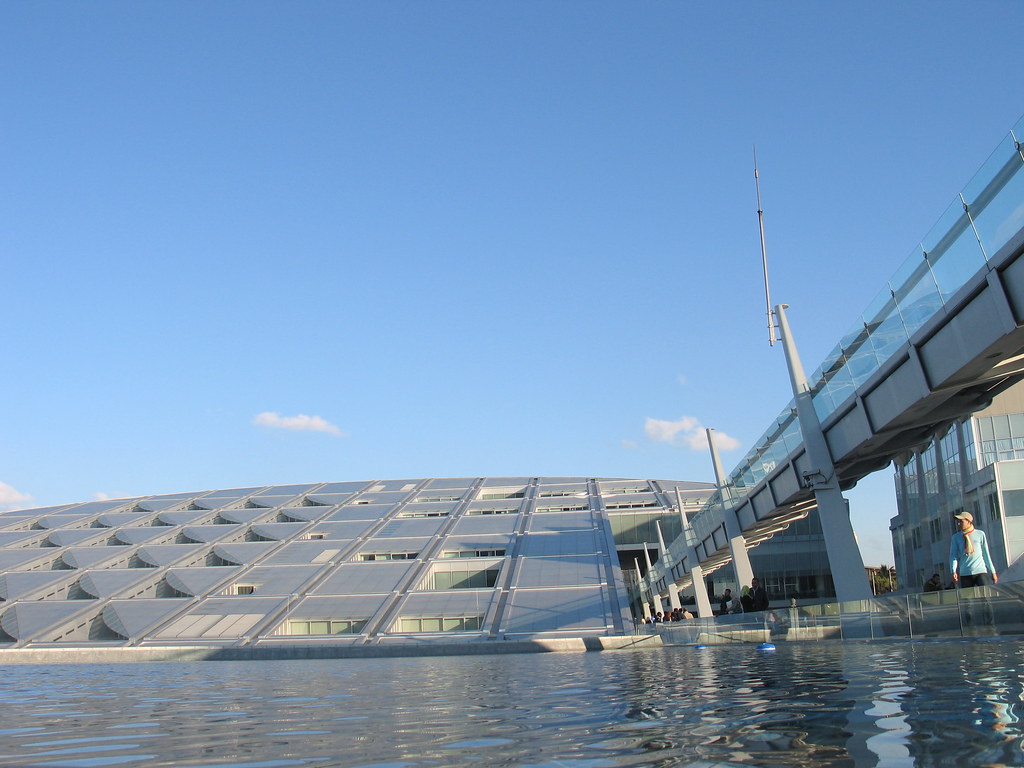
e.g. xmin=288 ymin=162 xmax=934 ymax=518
xmin=0 ymin=476 xmax=726 ymax=648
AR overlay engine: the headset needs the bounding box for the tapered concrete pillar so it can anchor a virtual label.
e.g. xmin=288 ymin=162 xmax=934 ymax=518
xmin=776 ymin=304 xmax=872 ymax=603
xmin=642 ymin=544 xmax=665 ymax=615
xmin=653 ymin=522 xmax=683 ymax=611
xmin=666 ymin=582 xmax=682 ymax=610
xmin=634 ymin=558 xmax=651 ymax=619
xmin=651 ymin=595 xmax=665 ymax=616
xmin=688 ymin=564 xmax=713 ymax=617
xmin=707 ymin=428 xmax=756 ymax=589
xmin=671 ymin=492 xmax=714 ymax=618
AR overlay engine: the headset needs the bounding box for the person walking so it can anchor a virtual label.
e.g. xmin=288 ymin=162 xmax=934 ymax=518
xmin=950 ymin=511 xmax=999 ymax=587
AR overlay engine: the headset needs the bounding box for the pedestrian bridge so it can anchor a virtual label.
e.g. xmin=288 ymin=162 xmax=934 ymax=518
xmin=645 ymin=115 xmax=1024 ymax=604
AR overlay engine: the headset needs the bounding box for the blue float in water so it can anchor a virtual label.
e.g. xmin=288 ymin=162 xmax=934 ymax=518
xmin=757 ymin=642 xmax=776 ymax=651
xmin=695 ymin=643 xmax=707 ymax=649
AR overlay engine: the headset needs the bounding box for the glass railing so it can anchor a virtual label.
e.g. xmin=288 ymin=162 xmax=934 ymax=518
xmin=686 ymin=115 xmax=1024 ymax=543
xmin=647 ymin=583 xmax=1024 ymax=644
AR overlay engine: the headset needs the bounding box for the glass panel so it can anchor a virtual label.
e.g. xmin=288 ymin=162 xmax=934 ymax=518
xmin=763 ymin=434 xmax=787 ymax=473
xmin=442 ymin=618 xmax=462 ymax=631
xmin=977 ymin=416 xmax=994 ymax=441
xmin=780 ymin=412 xmax=802 ymax=452
xmin=866 ymin=309 xmax=909 ymax=364
xmin=863 ymin=284 xmax=909 ymax=365
xmin=891 ymin=249 xmax=942 ymax=335
xmin=309 ymin=621 xmax=329 ymax=635
xmin=809 ymin=366 xmax=834 ymax=422
xmin=421 ymin=617 xmax=442 ymax=632
xmin=922 ymin=198 xmax=986 ymax=302
xmin=963 ymin=134 xmax=1024 ymax=257
xmin=290 ymin=621 xmax=309 ymax=635
xmin=814 ymin=345 xmax=854 ymax=422
xmin=844 ymin=338 xmax=880 ymax=388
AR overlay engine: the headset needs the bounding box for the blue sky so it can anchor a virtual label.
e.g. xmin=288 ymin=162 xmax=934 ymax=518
xmin=2 ymin=2 xmax=1023 ymax=567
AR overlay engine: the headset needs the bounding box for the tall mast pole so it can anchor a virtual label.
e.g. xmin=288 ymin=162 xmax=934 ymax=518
xmin=754 ymin=146 xmax=777 ymax=346
xmin=753 ymin=151 xmax=871 ymax=603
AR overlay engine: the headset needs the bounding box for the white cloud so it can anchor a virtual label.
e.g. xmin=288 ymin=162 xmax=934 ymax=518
xmin=253 ymin=411 xmax=344 ymax=437
xmin=0 ymin=481 xmax=32 ymax=511
xmin=644 ymin=416 xmax=741 ymax=452
xmin=645 ymin=416 xmax=700 ymax=443
xmin=676 ymin=374 xmax=688 ymax=386
xmin=621 ymin=439 xmax=639 ymax=450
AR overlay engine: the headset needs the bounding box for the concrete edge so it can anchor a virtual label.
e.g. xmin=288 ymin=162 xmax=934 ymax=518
xmin=0 ymin=635 xmax=663 ymax=665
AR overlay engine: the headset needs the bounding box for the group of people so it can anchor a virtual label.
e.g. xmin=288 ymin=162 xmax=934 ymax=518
xmin=644 ymin=608 xmax=693 ymax=623
xmin=717 ymin=577 xmax=769 ymax=615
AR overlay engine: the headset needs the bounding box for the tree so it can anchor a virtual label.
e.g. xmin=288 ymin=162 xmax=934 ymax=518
xmin=868 ymin=565 xmax=897 ymax=594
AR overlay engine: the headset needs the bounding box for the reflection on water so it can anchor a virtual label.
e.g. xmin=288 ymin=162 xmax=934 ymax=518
xmin=1 ymin=640 xmax=1023 ymax=767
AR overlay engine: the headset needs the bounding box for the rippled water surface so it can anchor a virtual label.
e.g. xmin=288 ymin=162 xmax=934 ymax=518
xmin=2 ymin=641 xmax=1024 ymax=767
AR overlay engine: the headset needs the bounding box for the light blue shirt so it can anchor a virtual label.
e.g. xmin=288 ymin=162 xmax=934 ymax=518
xmin=949 ymin=527 xmax=996 ymax=577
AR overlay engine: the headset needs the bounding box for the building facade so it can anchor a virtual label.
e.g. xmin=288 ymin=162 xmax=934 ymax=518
xmin=890 ymin=381 xmax=1024 ymax=591
xmin=0 ymin=476 xmax=726 ymax=648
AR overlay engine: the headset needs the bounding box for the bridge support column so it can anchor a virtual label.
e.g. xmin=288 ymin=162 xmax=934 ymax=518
xmin=670 ymin=491 xmax=715 ymax=618
xmin=651 ymin=595 xmax=664 ymax=616
xmin=641 ymin=544 xmax=667 ymax=617
xmin=688 ymin=565 xmax=714 ymax=618
xmin=706 ymin=429 xmax=756 ymax=589
xmin=666 ymin=582 xmax=682 ymax=611
xmin=776 ymin=304 xmax=872 ymax=604
xmin=728 ymin=534 xmax=755 ymax=589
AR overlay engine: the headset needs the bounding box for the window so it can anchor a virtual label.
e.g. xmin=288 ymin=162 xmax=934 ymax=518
xmin=428 ymin=566 xmax=500 ymax=589
xmin=605 ymin=501 xmax=659 ymax=510
xmin=360 ymin=552 xmax=418 ymax=561
xmin=307 ymin=532 xmax=325 ymax=540
xmin=441 ymin=549 xmax=506 ymax=559
xmin=480 ymin=489 xmax=525 ymax=500
xmin=536 ymin=504 xmax=587 ymax=513
xmin=233 ymin=584 xmax=256 ymax=595
xmin=288 ymin=619 xmax=366 ymax=635
xmin=415 ymin=495 xmax=461 ymax=503
xmin=399 ymin=616 xmax=482 ymax=632
xmin=964 ymin=420 xmax=977 ymax=467
xmin=399 ymin=511 xmax=449 ymax=518
xmin=538 ymin=490 xmax=585 ymax=498
xmin=762 ymin=576 xmax=798 ymax=598
xmin=467 ymin=508 xmax=517 ymax=516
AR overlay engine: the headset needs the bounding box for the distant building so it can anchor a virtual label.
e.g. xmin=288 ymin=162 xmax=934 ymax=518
xmin=890 ymin=381 xmax=1024 ymax=592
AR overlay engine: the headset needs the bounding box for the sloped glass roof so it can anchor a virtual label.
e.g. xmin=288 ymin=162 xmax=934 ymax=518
xmin=0 ymin=477 xmax=712 ymax=648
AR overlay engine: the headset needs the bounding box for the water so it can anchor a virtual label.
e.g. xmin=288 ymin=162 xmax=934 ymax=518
xmin=1 ymin=640 xmax=1023 ymax=767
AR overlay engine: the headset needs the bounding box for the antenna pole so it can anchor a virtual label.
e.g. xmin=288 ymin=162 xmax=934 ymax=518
xmin=754 ymin=146 xmax=777 ymax=346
